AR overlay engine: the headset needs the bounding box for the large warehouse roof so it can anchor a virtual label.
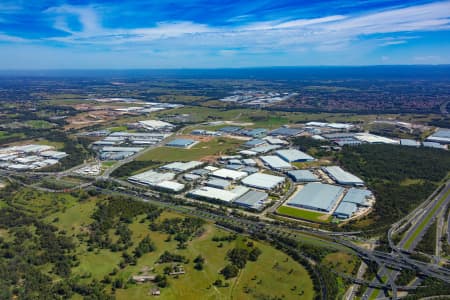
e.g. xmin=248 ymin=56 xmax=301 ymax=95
xmin=269 ymin=127 xmax=302 ymax=136
xmin=355 ymin=133 xmax=398 ymax=144
xmin=248 ymin=144 xmax=281 ymax=154
xmin=287 ymin=183 xmax=344 ymax=212
xmin=287 ymin=170 xmax=319 ymax=182
xmin=426 ymin=128 xmax=450 ymax=144
xmin=129 ymin=170 xmax=176 ymax=185
xmin=334 ymin=201 xmax=358 ymax=219
xmin=260 ymin=155 xmax=292 ymax=170
xmin=276 ymin=149 xmax=314 ymax=162
xmin=241 ymin=173 xmax=285 ymax=190
xmin=166 ymin=139 xmax=196 ymax=147
xmin=161 ymin=161 xmax=203 ymax=172
xmin=189 ymin=186 xmax=237 ymax=202
xmin=212 ymin=168 xmax=248 ymax=180
xmin=101 ymin=146 xmax=144 ymax=153
xmin=234 ymin=190 xmax=268 ymax=211
xmin=342 ymin=188 xmax=372 ymax=206
xmin=139 ymin=120 xmax=174 ymax=129
xmin=323 ymin=166 xmax=364 ymax=185
xmin=156 ymin=180 xmax=185 ymax=192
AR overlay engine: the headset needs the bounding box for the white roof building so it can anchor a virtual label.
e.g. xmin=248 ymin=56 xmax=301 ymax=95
xmin=241 ymin=173 xmax=285 ymax=190
xmin=211 ymin=168 xmax=248 ymax=180
xmin=275 ymin=149 xmax=314 ymax=162
xmin=260 ymin=155 xmax=292 ymax=170
xmin=138 ymin=120 xmax=174 ymax=131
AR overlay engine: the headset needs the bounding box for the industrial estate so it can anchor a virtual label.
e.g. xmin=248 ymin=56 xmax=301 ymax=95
xmin=1 ymin=69 xmax=450 ymax=300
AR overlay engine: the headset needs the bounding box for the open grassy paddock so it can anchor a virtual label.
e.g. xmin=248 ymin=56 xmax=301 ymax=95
xmin=137 ymin=137 xmax=243 ymax=162
xmin=45 ymin=200 xmax=315 ymax=300
xmin=277 ymin=205 xmax=331 ymax=223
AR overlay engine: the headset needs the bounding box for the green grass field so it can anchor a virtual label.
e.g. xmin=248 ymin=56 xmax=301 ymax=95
xmin=114 ymin=221 xmax=314 ymax=300
xmin=137 ymin=138 xmax=242 ymax=162
xmin=277 ymin=205 xmax=330 ymax=223
xmin=46 ymin=204 xmax=315 ymax=300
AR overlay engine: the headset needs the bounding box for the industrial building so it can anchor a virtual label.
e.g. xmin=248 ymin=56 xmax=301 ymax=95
xmin=333 ymin=202 xmax=358 ymax=219
xmin=211 ymin=168 xmax=248 ymax=180
xmin=354 ymin=133 xmax=398 ymax=144
xmin=166 ymin=139 xmax=197 ymax=148
xmin=275 ymin=149 xmax=314 ymax=162
xmin=219 ymin=126 xmax=241 ymax=133
xmin=188 ymin=185 xmax=249 ymax=202
xmin=263 ymin=136 xmax=288 ymax=145
xmin=259 ymin=155 xmax=292 ymax=170
xmin=287 ymin=170 xmax=319 ymax=182
xmin=138 ymin=120 xmax=175 ymax=131
xmin=206 ymin=178 xmax=231 ymax=189
xmin=241 ymin=173 xmax=285 ymax=190
xmin=341 ymin=188 xmax=372 ymax=207
xmin=269 ymin=127 xmax=302 ymax=137
xmin=0 ymin=144 xmax=68 ymax=170
xmin=248 ymin=144 xmax=281 ymax=154
xmin=233 ymin=190 xmax=268 ymax=211
xmin=287 ymin=183 xmax=344 ymax=212
xmin=400 ymin=139 xmax=420 ymax=147
xmin=241 ymin=128 xmax=268 ymax=138
xmin=128 ymin=170 xmax=184 ymax=192
xmin=323 ymin=166 xmax=364 ymax=186
xmin=423 ymin=141 xmax=447 ymax=150
xmin=243 ymin=139 xmax=267 ymax=148
xmin=161 ymin=161 xmax=203 ymax=172
xmin=426 ymin=128 xmax=450 ymax=144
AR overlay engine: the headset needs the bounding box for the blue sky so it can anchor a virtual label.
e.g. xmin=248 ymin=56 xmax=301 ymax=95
xmin=0 ymin=0 xmax=449 ymax=69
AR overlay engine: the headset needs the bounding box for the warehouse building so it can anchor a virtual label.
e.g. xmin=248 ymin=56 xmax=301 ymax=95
xmin=211 ymin=168 xmax=248 ymax=180
xmin=166 ymin=138 xmax=197 ymax=148
xmin=138 ymin=120 xmax=175 ymax=131
xmin=287 ymin=170 xmax=319 ymax=182
xmin=269 ymin=127 xmax=302 ymax=137
xmin=260 ymin=155 xmax=292 ymax=170
xmin=287 ymin=183 xmax=345 ymax=212
xmin=128 ymin=170 xmax=185 ymax=192
xmin=241 ymin=166 xmax=259 ymax=174
xmin=323 ymin=166 xmax=364 ymax=186
xmin=183 ymin=173 xmax=201 ymax=181
xmin=341 ymin=188 xmax=372 ymax=207
xmin=333 ymin=202 xmax=358 ymax=219
xmin=243 ymin=139 xmax=267 ymax=148
xmin=129 ymin=170 xmax=175 ymax=186
xmin=241 ymin=128 xmax=268 ymax=138
xmin=233 ymin=190 xmax=268 ymax=211
xmin=263 ymin=136 xmax=288 ymax=145
xmin=423 ymin=141 xmax=447 ymax=150
xmin=219 ymin=126 xmax=241 ymax=133
xmin=161 ymin=161 xmax=203 ymax=172
xmin=248 ymin=144 xmax=281 ymax=154
xmin=400 ymin=139 xmax=420 ymax=147
xmin=188 ymin=185 xmax=249 ymax=203
xmin=206 ymin=178 xmax=231 ymax=189
xmin=275 ymin=149 xmax=314 ymax=162
xmin=355 ymin=133 xmax=399 ymax=144
xmin=241 ymin=173 xmax=285 ymax=190
xmin=426 ymin=128 xmax=450 ymax=144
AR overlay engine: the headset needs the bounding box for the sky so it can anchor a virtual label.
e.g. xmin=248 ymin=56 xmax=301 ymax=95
xmin=0 ymin=0 xmax=450 ymax=69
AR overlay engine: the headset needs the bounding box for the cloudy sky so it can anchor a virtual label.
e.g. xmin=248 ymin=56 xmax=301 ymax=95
xmin=1 ymin=0 xmax=449 ymax=69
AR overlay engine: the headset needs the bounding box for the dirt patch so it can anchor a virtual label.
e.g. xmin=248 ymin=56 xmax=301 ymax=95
xmin=176 ymin=134 xmax=214 ymax=142
xmin=200 ymin=155 xmax=219 ymax=163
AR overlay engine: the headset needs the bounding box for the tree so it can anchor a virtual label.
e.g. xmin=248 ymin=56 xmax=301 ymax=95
xmin=221 ymin=264 xmax=239 ymax=279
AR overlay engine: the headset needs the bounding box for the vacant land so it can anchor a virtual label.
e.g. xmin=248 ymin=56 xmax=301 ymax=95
xmin=277 ymin=205 xmax=330 ymax=223
xmin=137 ymin=137 xmax=243 ymax=162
